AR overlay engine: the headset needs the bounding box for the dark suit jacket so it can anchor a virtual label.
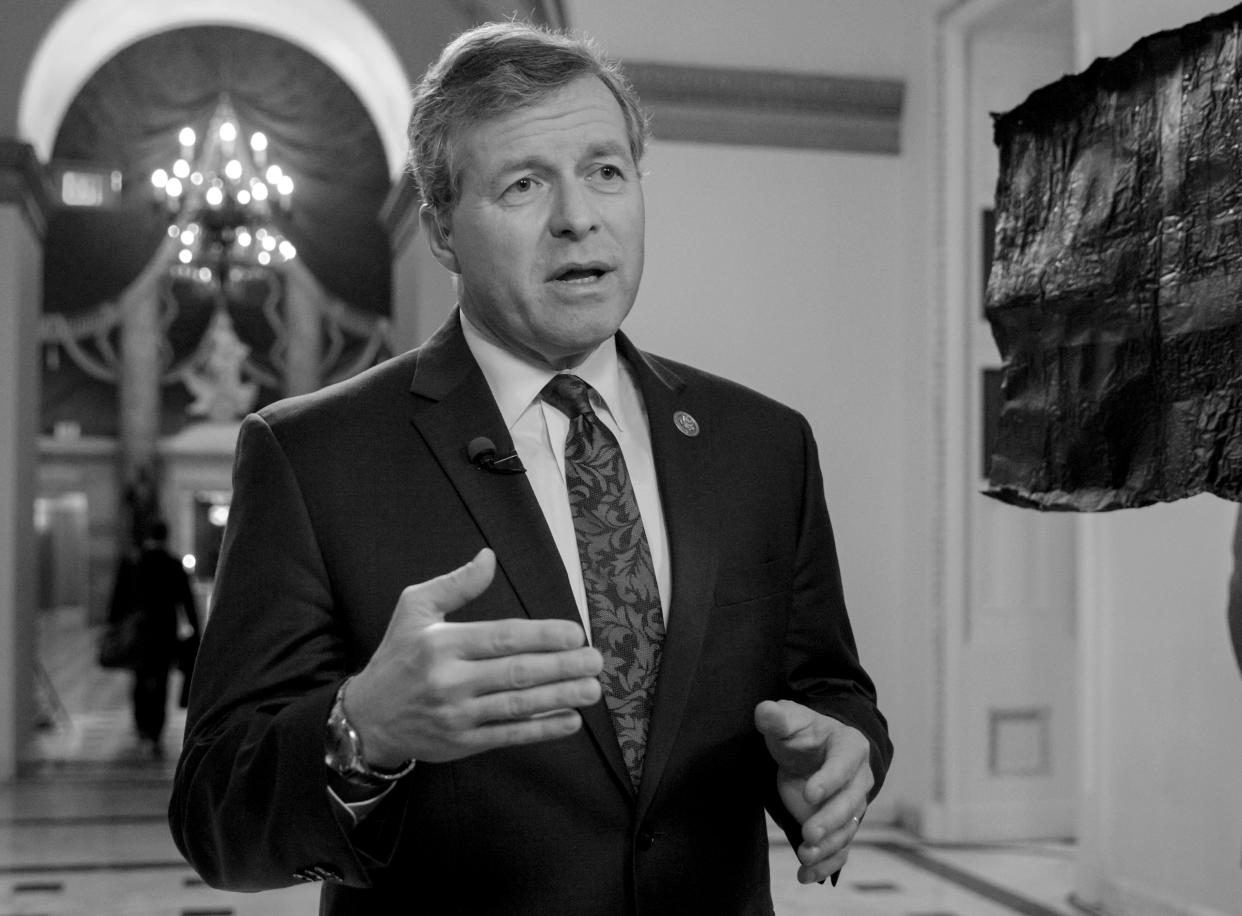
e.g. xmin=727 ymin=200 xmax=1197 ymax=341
xmin=169 ymin=313 xmax=892 ymax=915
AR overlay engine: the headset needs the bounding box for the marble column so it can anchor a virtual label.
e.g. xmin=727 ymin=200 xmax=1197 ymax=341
xmin=116 ymin=242 xmax=170 ymax=544
xmin=282 ymin=260 xmax=323 ymax=397
xmin=0 ymin=141 xmax=48 ymax=780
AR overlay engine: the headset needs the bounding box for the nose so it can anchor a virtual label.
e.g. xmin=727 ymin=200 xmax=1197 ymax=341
xmin=548 ymin=182 xmax=597 ymax=240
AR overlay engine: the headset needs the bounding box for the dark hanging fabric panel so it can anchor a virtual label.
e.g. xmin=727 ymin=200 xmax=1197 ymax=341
xmin=985 ymin=3 xmax=1242 ymax=511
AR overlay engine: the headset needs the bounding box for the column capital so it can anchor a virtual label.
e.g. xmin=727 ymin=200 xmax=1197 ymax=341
xmin=0 ymin=139 xmax=54 ymax=240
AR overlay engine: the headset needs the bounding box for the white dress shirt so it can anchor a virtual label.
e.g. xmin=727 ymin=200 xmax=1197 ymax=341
xmin=459 ymin=309 xmax=672 ymax=629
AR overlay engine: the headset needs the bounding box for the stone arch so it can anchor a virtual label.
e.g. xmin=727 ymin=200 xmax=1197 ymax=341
xmin=18 ymin=0 xmax=412 ymax=178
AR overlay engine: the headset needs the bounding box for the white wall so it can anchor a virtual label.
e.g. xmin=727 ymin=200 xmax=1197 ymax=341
xmin=567 ymin=0 xmax=942 ymax=818
xmin=1074 ymin=2 xmax=1242 ymax=913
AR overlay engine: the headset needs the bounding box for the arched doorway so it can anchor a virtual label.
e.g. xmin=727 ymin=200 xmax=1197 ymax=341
xmin=10 ymin=0 xmax=412 ymax=777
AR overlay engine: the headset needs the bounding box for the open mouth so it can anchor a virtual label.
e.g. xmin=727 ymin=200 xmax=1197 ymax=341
xmin=552 ymin=264 xmax=609 ymax=283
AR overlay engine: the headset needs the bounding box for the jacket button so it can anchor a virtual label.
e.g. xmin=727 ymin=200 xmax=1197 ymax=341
xmin=636 ymin=830 xmax=655 ymax=851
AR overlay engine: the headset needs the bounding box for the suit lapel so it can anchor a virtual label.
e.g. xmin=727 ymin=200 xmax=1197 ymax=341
xmin=617 ymin=335 xmax=719 ymax=817
xmin=408 ymin=313 xmax=631 ymax=791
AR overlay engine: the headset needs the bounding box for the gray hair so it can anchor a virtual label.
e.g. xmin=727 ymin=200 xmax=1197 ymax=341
xmin=406 ymin=21 xmax=650 ymax=213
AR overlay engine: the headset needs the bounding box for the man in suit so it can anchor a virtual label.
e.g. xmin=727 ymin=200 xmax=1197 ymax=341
xmin=170 ymin=21 xmax=892 ymax=915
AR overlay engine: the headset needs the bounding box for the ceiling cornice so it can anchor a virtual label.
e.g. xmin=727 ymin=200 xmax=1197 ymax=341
xmin=625 ymin=62 xmax=905 ymax=155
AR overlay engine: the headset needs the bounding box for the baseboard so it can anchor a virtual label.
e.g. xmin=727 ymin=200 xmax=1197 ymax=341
xmin=912 ymin=799 xmax=1076 ymax=842
xmin=1075 ymin=875 xmax=1238 ymax=916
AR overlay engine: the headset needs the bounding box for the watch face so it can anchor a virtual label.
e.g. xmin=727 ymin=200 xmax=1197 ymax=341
xmin=326 ymin=708 xmax=358 ymax=771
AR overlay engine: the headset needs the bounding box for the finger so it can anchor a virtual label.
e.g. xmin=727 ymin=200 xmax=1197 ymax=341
xmin=754 ymin=700 xmax=827 ymax=776
xmin=804 ymin=728 xmax=872 ymax=806
xmin=799 ymin=792 xmax=865 ymax=851
xmin=468 ymin=675 xmax=603 ymax=722
xmin=797 ymin=846 xmax=849 ymax=885
xmin=464 ymin=646 xmax=602 ymax=694
xmin=399 ymin=548 xmax=497 ymax=628
xmin=452 ymin=617 xmax=591 ymax=660
xmin=458 ymin=708 xmax=587 ymax=752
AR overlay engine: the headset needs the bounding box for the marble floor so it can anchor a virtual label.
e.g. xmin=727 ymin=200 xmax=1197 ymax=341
xmin=0 ymin=608 xmax=1081 ymax=916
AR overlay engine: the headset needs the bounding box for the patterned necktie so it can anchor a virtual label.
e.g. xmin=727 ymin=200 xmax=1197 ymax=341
xmin=540 ymin=373 xmax=664 ymax=789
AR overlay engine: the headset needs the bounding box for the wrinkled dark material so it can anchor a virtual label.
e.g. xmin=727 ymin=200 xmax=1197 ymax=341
xmin=986 ymin=3 xmax=1242 ymax=511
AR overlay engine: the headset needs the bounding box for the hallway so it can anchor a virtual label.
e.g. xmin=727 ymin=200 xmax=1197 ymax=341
xmin=1 ymin=607 xmax=1080 ymax=916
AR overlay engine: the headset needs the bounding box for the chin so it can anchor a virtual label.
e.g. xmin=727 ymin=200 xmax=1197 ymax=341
xmin=541 ymin=329 xmax=618 ymax=367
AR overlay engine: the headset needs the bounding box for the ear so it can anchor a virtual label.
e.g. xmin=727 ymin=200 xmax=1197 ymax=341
xmin=419 ymin=205 xmax=460 ymax=274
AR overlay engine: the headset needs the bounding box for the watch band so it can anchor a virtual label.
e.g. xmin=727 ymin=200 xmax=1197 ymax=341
xmin=324 ymin=676 xmax=415 ymax=787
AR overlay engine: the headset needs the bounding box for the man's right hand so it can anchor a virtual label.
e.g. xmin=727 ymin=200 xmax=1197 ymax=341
xmin=344 ymin=548 xmax=603 ymax=767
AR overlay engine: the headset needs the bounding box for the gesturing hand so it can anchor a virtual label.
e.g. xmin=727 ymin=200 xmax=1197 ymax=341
xmin=754 ymin=699 xmax=873 ymax=884
xmin=346 ymin=548 xmax=603 ymax=766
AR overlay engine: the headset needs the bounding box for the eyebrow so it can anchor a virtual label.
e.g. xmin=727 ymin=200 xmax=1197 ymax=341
xmin=586 ymin=140 xmax=631 ymax=161
xmin=492 ymin=141 xmax=633 ymax=178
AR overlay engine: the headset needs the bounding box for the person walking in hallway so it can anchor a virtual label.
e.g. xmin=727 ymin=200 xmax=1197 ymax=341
xmin=109 ymin=519 xmax=200 ymax=759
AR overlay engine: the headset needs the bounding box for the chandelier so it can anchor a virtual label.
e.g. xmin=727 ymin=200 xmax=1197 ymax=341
xmin=150 ymin=95 xmax=296 ymax=290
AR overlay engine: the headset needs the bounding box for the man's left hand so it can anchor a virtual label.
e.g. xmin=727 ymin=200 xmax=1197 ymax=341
xmin=754 ymin=699 xmax=873 ymax=884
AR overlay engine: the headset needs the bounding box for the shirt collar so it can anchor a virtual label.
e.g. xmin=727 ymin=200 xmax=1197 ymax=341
xmin=459 ymin=309 xmax=626 ymax=431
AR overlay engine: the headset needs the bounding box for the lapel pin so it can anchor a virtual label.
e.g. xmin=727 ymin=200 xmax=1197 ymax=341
xmin=673 ymin=410 xmax=700 ymax=437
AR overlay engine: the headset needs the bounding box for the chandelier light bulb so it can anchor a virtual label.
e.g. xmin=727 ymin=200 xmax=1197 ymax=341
xmin=156 ymin=98 xmax=297 ymax=289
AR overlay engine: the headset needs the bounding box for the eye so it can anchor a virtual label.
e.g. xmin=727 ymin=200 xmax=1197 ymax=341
xmin=510 ymin=177 xmax=536 ymax=193
xmin=587 ymin=164 xmax=626 ymax=191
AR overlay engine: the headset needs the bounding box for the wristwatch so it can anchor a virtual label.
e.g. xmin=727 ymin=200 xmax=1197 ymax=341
xmin=324 ymin=677 xmax=416 ymax=788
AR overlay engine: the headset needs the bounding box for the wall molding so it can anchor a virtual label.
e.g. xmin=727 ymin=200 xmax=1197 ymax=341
xmin=625 ymin=62 xmax=904 ymax=154
xmin=0 ymin=140 xmax=53 ymax=239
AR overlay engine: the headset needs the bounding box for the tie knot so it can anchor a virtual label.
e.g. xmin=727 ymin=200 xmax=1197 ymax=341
xmin=540 ymin=374 xmax=595 ymax=419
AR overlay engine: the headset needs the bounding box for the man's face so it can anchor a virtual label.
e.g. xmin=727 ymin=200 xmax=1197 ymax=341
xmin=421 ymin=75 xmax=645 ymax=370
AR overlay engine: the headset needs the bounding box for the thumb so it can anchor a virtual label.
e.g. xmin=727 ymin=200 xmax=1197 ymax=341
xmin=400 ymin=548 xmax=496 ymax=628
xmin=755 ymin=699 xmax=827 ymax=777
